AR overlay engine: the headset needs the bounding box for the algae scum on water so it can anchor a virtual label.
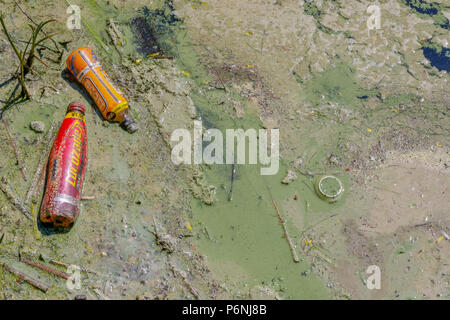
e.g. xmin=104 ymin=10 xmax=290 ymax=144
xmin=190 ymin=163 xmax=348 ymax=299
xmin=129 ymin=3 xmax=339 ymax=298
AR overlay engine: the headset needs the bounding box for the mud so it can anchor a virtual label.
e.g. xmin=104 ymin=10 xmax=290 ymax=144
xmin=0 ymin=0 xmax=449 ymax=300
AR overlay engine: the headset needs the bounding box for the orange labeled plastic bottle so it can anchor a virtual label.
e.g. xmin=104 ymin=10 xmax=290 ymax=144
xmin=66 ymin=47 xmax=138 ymax=133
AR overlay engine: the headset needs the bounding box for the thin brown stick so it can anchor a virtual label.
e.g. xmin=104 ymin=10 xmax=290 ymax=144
xmin=33 ymin=54 xmax=49 ymax=67
xmin=34 ymin=160 xmax=47 ymax=200
xmin=168 ymin=258 xmax=200 ymax=299
xmin=228 ymin=163 xmax=235 ymax=201
xmin=48 ymin=259 xmax=67 ymax=268
xmin=3 ymin=119 xmax=27 ymax=181
xmin=81 ymin=196 xmax=95 ymax=200
xmin=266 ymin=185 xmax=300 ymax=263
xmin=21 ymin=257 xmax=70 ymax=280
xmin=151 ymin=56 xmax=174 ymax=60
xmin=0 ymin=177 xmax=32 ymax=220
xmin=25 ymin=151 xmax=46 ymax=205
xmin=27 ymin=120 xmax=57 ymax=205
xmin=1 ymin=263 xmax=49 ymax=292
xmin=299 ymin=213 xmax=338 ymax=238
xmin=33 ymin=120 xmax=57 ymax=200
xmin=35 ymin=135 xmax=40 ymax=148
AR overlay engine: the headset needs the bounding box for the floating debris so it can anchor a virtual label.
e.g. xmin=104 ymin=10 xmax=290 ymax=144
xmin=314 ymin=175 xmax=344 ymax=202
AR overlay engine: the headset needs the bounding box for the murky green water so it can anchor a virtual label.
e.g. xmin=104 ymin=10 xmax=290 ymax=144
xmin=190 ymin=162 xmax=348 ymax=299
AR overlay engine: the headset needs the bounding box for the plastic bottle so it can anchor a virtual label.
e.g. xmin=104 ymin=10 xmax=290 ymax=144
xmin=40 ymin=102 xmax=88 ymax=229
xmin=66 ymin=47 xmax=138 ymax=133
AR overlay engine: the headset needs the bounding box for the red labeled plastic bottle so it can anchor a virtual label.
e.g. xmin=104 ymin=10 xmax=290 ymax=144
xmin=40 ymin=102 xmax=88 ymax=229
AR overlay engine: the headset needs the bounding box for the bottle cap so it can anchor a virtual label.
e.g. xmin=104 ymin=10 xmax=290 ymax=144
xmin=67 ymin=102 xmax=86 ymax=114
xmin=314 ymin=175 xmax=344 ymax=202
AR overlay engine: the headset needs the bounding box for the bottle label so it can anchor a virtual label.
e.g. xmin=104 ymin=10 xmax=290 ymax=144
xmin=112 ymin=101 xmax=128 ymax=115
xmin=65 ymin=112 xmax=85 ymax=122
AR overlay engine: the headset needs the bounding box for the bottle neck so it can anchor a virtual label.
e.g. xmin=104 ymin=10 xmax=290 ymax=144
xmin=122 ymin=112 xmax=137 ymax=133
xmin=65 ymin=110 xmax=85 ymax=121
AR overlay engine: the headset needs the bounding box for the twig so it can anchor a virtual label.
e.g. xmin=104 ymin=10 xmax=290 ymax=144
xmin=34 ymin=120 xmax=57 ymax=200
xmin=1 ymin=263 xmax=49 ymax=292
xmin=3 ymin=119 xmax=27 ymax=181
xmin=228 ymin=164 xmax=235 ymax=201
xmin=34 ymin=162 xmax=47 ymax=200
xmin=300 ymin=213 xmax=338 ymax=237
xmin=260 ymin=28 xmax=266 ymax=54
xmin=203 ymin=226 xmax=213 ymax=241
xmin=412 ymin=221 xmax=432 ymax=228
xmin=151 ymin=56 xmax=174 ymax=60
xmin=81 ymin=195 xmax=95 ymax=200
xmin=371 ymin=184 xmax=401 ymax=195
xmin=168 ymin=258 xmax=201 ymax=299
xmin=106 ymin=19 xmax=123 ymax=56
xmin=0 ymin=177 xmax=32 ymax=220
xmin=26 ymin=120 xmax=57 ymax=205
xmin=92 ymin=288 xmax=110 ymax=300
xmin=33 ymin=54 xmax=49 ymax=67
xmin=25 ymin=152 xmax=46 ymax=205
xmin=49 ymin=259 xmax=97 ymax=275
xmin=266 ymin=185 xmax=300 ymax=263
xmin=21 ymin=257 xmax=70 ymax=280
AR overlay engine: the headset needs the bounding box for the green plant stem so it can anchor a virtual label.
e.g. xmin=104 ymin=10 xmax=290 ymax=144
xmin=0 ymin=12 xmax=29 ymax=98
